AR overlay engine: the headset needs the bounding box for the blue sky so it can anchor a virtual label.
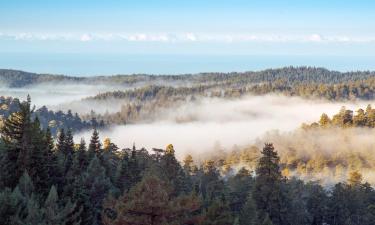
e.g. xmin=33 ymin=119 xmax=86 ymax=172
xmin=1 ymin=0 xmax=375 ymax=74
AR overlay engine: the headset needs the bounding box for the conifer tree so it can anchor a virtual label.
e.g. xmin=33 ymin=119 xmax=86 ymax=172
xmin=160 ymin=144 xmax=191 ymax=195
xmin=239 ymin=193 xmax=258 ymax=225
xmin=253 ymin=143 xmax=282 ymax=225
xmin=203 ymin=196 xmax=234 ymax=225
xmin=88 ymin=128 xmax=102 ymax=160
xmin=80 ymin=156 xmax=113 ymax=224
xmin=103 ymin=175 xmax=201 ymax=225
xmin=43 ymin=185 xmax=80 ymax=225
xmin=0 ymin=96 xmax=33 ymax=188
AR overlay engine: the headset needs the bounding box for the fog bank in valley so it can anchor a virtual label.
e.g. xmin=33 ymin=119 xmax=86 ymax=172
xmin=0 ymin=83 xmax=124 ymax=107
xmin=76 ymin=95 xmax=373 ymax=159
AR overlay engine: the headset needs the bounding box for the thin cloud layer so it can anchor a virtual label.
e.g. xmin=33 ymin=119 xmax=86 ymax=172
xmin=1 ymin=32 xmax=375 ymax=43
xmin=76 ymin=95 xmax=373 ymax=159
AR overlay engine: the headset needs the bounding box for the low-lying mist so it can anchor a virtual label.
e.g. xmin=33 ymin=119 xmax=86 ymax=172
xmin=253 ymin=127 xmax=375 ymax=186
xmin=0 ymin=83 xmax=129 ymax=111
xmin=76 ymin=95 xmax=373 ymax=159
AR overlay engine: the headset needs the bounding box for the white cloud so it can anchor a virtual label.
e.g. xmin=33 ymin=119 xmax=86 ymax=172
xmin=185 ymin=33 xmax=197 ymax=41
xmin=80 ymin=34 xmax=92 ymax=42
xmin=309 ymin=34 xmax=323 ymax=42
xmin=1 ymin=32 xmax=375 ymax=44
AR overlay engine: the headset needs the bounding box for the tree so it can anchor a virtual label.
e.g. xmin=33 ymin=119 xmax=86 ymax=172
xmin=319 ymin=113 xmax=331 ymax=128
xmin=348 ymin=170 xmax=363 ymax=186
xmin=43 ymin=185 xmax=80 ymax=225
xmin=203 ymin=197 xmax=234 ymax=225
xmin=103 ymin=175 xmax=201 ymax=225
xmin=160 ymin=144 xmax=191 ymax=195
xmin=0 ymin=96 xmax=50 ymax=193
xmin=88 ymin=128 xmax=102 ymax=159
xmin=227 ymin=167 xmax=253 ymax=214
xmin=253 ymin=143 xmax=282 ymax=225
xmin=79 ymin=156 xmax=113 ymax=224
xmin=75 ymin=138 xmax=89 ymax=170
xmin=353 ymin=109 xmax=366 ymax=127
xmin=238 ymin=193 xmax=258 ymax=225
xmin=0 ymin=96 xmax=33 ymax=188
xmin=183 ymin=154 xmax=194 ymax=175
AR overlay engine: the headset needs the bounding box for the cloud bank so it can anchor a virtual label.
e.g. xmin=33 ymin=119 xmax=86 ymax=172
xmin=1 ymin=32 xmax=375 ymax=43
xmin=75 ymin=95 xmax=373 ymax=159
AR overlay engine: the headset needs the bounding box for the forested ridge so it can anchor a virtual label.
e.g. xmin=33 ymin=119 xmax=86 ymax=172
xmin=1 ymin=98 xmax=375 ymax=225
xmin=2 ymin=67 xmax=375 ymax=88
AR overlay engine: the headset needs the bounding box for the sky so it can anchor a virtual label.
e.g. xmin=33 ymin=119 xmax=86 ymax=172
xmin=1 ymin=0 xmax=375 ymax=75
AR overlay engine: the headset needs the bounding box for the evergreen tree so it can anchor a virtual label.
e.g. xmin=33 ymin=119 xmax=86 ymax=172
xmin=88 ymin=128 xmax=102 ymax=160
xmin=75 ymin=138 xmax=89 ymax=170
xmin=0 ymin=96 xmax=33 ymax=188
xmin=253 ymin=143 xmax=282 ymax=225
xmin=203 ymin=197 xmax=234 ymax=225
xmin=80 ymin=156 xmax=113 ymax=224
xmin=238 ymin=193 xmax=258 ymax=225
xmin=160 ymin=144 xmax=191 ymax=195
xmin=103 ymin=175 xmax=201 ymax=225
xmin=114 ymin=153 xmax=131 ymax=192
xmin=43 ymin=185 xmax=80 ymax=225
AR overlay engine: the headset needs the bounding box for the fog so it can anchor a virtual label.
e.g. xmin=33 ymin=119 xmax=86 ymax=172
xmin=0 ymin=83 xmax=132 ymax=113
xmin=256 ymin=127 xmax=375 ymax=186
xmin=76 ymin=95 xmax=374 ymax=159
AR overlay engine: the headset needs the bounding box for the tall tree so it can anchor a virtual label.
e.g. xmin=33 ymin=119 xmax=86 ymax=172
xmin=253 ymin=143 xmax=282 ymax=225
xmin=0 ymin=96 xmax=33 ymax=188
xmin=88 ymin=128 xmax=102 ymax=160
xmin=103 ymin=175 xmax=201 ymax=225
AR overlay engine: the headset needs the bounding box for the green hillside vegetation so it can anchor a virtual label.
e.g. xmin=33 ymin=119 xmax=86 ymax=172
xmin=1 ymin=99 xmax=375 ymax=224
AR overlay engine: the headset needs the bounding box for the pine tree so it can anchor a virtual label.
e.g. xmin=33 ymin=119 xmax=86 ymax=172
xmin=238 ymin=193 xmax=258 ymax=225
xmin=29 ymin=116 xmax=51 ymax=194
xmin=88 ymin=128 xmax=102 ymax=160
xmin=75 ymin=138 xmax=89 ymax=170
xmin=160 ymin=144 xmax=191 ymax=195
xmin=0 ymin=96 xmax=33 ymax=188
xmin=203 ymin=197 xmax=234 ymax=225
xmin=114 ymin=153 xmax=131 ymax=192
xmin=56 ymin=128 xmax=66 ymax=154
xmin=79 ymin=156 xmax=113 ymax=224
xmin=43 ymin=185 xmax=80 ymax=225
xmin=103 ymin=175 xmax=201 ymax=225
xmin=253 ymin=143 xmax=282 ymax=225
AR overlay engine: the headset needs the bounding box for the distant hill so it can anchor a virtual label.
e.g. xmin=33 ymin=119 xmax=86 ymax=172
xmin=1 ymin=67 xmax=375 ymax=88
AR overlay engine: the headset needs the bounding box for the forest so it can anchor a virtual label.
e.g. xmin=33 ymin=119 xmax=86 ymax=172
xmin=2 ymin=67 xmax=375 ymax=224
xmin=1 ymin=98 xmax=375 ymax=225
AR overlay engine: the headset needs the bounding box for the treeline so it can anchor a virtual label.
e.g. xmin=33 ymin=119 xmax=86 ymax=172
xmin=0 ymin=96 xmax=102 ymax=135
xmin=2 ymin=66 xmax=375 ymax=88
xmin=304 ymin=104 xmax=375 ymax=128
xmin=82 ymin=77 xmax=375 ymax=125
xmin=1 ymin=99 xmax=375 ymax=224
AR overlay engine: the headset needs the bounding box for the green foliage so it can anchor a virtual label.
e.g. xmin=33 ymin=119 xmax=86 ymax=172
xmin=253 ymin=143 xmax=282 ymax=225
xmin=203 ymin=197 xmax=234 ymax=225
xmin=2 ymin=97 xmax=375 ymax=225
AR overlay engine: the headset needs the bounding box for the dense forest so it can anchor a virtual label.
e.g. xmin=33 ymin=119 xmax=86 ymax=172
xmin=0 ymin=96 xmax=102 ymax=135
xmin=1 ymin=98 xmax=375 ymax=225
xmin=2 ymin=67 xmax=375 ymax=88
xmin=4 ymin=67 xmax=375 ymax=126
